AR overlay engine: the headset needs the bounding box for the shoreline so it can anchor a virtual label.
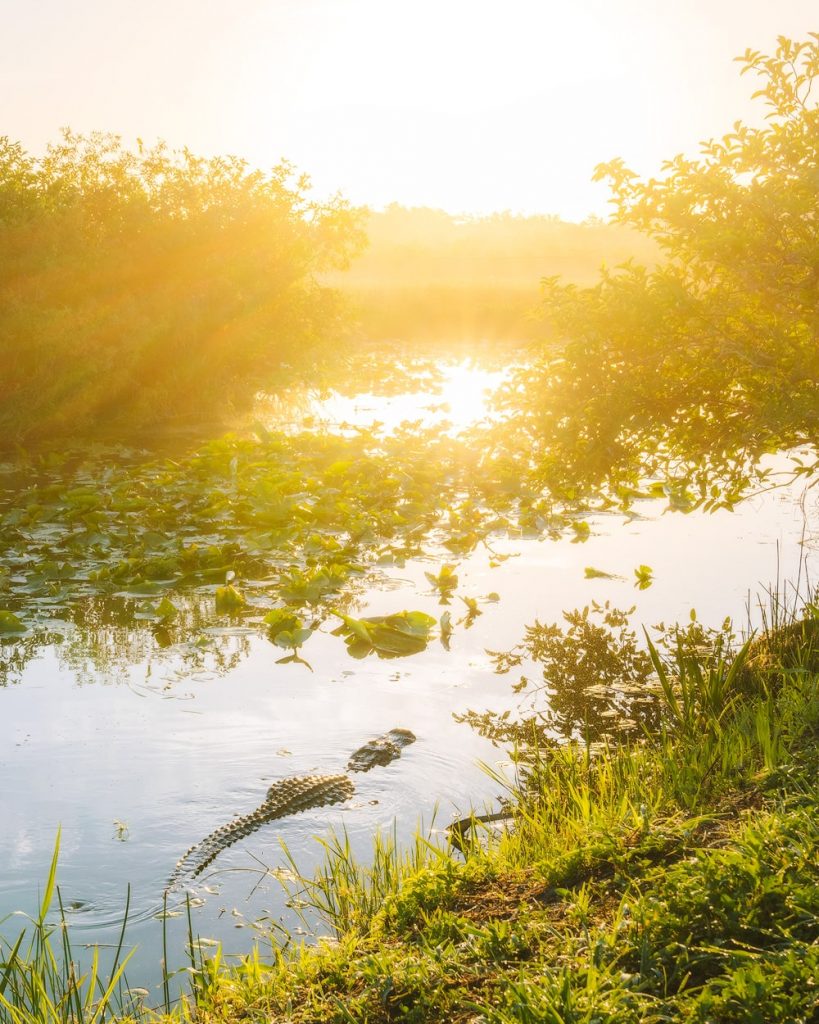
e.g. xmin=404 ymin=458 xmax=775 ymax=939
xmin=2 ymin=609 xmax=817 ymax=1022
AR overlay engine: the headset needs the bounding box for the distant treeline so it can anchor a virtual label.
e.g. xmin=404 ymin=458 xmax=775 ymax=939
xmin=0 ymin=131 xmax=363 ymax=442
xmin=331 ymin=204 xmax=656 ymax=342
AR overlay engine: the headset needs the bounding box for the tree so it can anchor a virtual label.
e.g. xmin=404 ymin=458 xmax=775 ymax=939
xmin=0 ymin=131 xmax=365 ymax=441
xmin=507 ymin=35 xmax=819 ymax=511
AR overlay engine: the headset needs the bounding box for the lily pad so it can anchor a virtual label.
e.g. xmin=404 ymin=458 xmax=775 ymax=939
xmin=332 ymin=609 xmax=436 ymax=659
xmin=0 ymin=610 xmax=26 ymax=633
xmin=215 ymin=584 xmax=246 ymax=611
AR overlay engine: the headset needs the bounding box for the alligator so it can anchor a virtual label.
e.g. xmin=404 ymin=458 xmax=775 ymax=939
xmin=167 ymin=728 xmax=416 ymax=890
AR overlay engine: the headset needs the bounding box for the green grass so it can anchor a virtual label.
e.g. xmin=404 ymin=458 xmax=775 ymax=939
xmin=0 ymin=832 xmax=137 ymax=1023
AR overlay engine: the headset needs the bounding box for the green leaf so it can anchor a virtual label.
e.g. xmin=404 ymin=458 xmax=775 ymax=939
xmin=154 ymin=596 xmax=179 ymax=621
xmin=123 ymin=579 xmax=163 ymax=596
xmin=273 ymin=627 xmax=313 ymax=649
xmin=263 ymin=607 xmax=302 ymax=637
xmin=215 ymin=584 xmax=246 ymax=611
xmin=39 ymin=828 xmax=61 ymax=924
xmin=0 ymin=610 xmax=26 ymax=633
xmin=332 ymin=609 xmax=436 ymax=659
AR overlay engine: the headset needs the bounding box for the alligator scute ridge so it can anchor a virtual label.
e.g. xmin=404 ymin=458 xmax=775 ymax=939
xmin=167 ymin=729 xmax=416 ymax=891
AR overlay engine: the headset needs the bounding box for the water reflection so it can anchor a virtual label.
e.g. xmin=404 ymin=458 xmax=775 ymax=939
xmin=458 ymin=603 xmax=662 ymax=745
xmin=0 ymin=594 xmax=253 ymax=687
xmin=257 ymin=359 xmax=508 ymax=437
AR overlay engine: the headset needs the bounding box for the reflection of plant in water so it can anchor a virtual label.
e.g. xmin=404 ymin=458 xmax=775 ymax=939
xmin=462 ymin=604 xmax=743 ymax=749
xmin=0 ymin=632 xmax=63 ymax=687
xmin=473 ymin=603 xmax=657 ymax=744
xmin=56 ymin=594 xmax=252 ymax=685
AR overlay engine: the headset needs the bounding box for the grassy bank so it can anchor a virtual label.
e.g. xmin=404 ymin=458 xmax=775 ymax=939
xmin=2 ymin=603 xmax=817 ymax=1023
xmin=180 ymin=608 xmax=819 ymax=1023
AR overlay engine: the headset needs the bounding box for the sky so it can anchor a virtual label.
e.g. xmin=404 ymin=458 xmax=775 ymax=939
xmin=2 ymin=0 xmax=817 ymax=220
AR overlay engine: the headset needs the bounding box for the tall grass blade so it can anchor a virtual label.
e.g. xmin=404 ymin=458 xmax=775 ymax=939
xmin=0 ymin=933 xmax=24 ymax=1000
xmin=39 ymin=829 xmax=61 ymax=926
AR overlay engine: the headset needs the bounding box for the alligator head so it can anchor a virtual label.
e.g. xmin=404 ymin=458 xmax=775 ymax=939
xmin=346 ymin=727 xmax=416 ymax=773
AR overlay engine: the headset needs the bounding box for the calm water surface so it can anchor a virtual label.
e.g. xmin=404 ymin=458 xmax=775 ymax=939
xmin=1 ymin=358 xmax=815 ymax=999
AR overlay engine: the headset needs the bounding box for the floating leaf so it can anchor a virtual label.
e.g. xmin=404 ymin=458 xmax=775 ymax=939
xmin=584 ymin=567 xmax=621 ymax=580
xmin=634 ymin=565 xmax=654 ymax=590
xmin=215 ymin=584 xmax=246 ymax=611
xmin=154 ymin=596 xmax=179 ymax=621
xmin=279 ymin=564 xmax=350 ymax=605
xmin=120 ymin=579 xmax=163 ymax=596
xmin=272 ymin=627 xmax=313 ymax=650
xmin=424 ymin=564 xmax=459 ymax=598
xmin=0 ymin=610 xmax=26 ymax=633
xmin=571 ymin=521 xmax=591 ymax=543
xmin=263 ymin=608 xmax=302 ymax=638
xmin=332 ymin=610 xmax=436 ymax=659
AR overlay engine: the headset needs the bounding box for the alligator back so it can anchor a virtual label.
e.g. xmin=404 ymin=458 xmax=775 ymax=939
xmin=167 ymin=773 xmax=354 ymax=890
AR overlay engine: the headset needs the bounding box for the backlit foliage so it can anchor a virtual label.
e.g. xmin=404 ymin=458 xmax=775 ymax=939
xmin=0 ymin=130 xmax=364 ymax=440
xmin=506 ymin=35 xmax=819 ymax=508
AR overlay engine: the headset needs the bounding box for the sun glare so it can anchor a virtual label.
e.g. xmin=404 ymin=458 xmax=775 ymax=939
xmin=259 ymin=360 xmax=506 ymax=437
xmin=435 ymin=361 xmax=508 ymax=432
xmin=6 ymin=1 xmax=816 ymax=219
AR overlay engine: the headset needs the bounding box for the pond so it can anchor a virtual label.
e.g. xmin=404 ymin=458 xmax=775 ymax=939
xmin=0 ymin=357 xmax=815 ymax=1002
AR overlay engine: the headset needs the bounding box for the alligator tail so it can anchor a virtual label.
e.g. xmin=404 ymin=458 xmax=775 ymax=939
xmin=166 ymin=773 xmax=354 ymax=891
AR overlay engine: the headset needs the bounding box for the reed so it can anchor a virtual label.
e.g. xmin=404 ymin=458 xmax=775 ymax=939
xmin=0 ymin=832 xmax=137 ymax=1024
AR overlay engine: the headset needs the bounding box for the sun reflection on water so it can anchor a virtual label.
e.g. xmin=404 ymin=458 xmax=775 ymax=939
xmin=433 ymin=361 xmax=508 ymax=432
xmin=257 ymin=359 xmax=508 ymax=436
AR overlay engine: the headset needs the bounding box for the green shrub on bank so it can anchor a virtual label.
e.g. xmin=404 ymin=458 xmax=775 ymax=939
xmin=0 ymin=131 xmax=364 ymax=442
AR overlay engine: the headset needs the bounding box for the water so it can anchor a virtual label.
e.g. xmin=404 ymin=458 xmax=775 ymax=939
xmin=0 ymin=357 xmax=815 ymax=1001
